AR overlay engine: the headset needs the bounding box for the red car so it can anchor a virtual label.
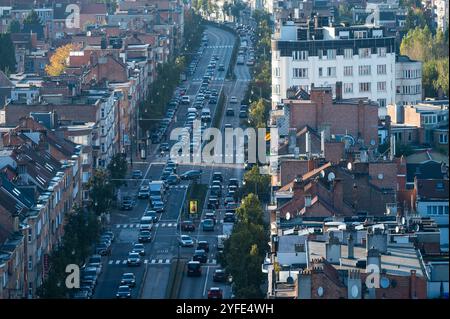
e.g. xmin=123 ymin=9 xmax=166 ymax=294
xmin=180 ymin=221 xmax=195 ymax=232
xmin=207 ymin=287 xmax=223 ymax=299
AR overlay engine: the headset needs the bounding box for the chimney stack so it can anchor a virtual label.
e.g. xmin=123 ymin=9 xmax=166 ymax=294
xmin=305 ymin=194 xmax=312 ymax=207
xmin=320 ymin=130 xmax=325 ymax=157
xmin=347 ymin=270 xmax=362 ymax=299
xmin=347 ymin=233 xmax=354 ymax=259
xmin=288 ymin=128 xmax=297 ymax=154
xmin=366 ymin=228 xmax=388 ymax=254
xmin=325 ymin=232 xmax=341 ymax=264
xmin=297 ymin=270 xmax=312 ymax=299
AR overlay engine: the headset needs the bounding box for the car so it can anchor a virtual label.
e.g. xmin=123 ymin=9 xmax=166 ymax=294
xmin=72 ymin=289 xmax=90 ymax=299
xmin=127 ymin=252 xmax=141 ymax=266
xmin=138 ymin=230 xmax=152 ymax=243
xmin=229 ymin=96 xmax=238 ymax=104
xmin=179 ymin=235 xmax=194 ymax=247
xmin=181 ymin=96 xmax=190 ymax=104
xmin=213 ymin=269 xmax=227 ymax=283
xmin=116 ymin=285 xmax=132 ymax=299
xmin=202 ymin=219 xmax=215 ymax=231
xmin=121 ymin=196 xmax=134 ymax=210
xmin=197 ymin=241 xmax=209 ymax=253
xmin=239 ymin=110 xmax=248 ymax=118
xmin=137 ymin=186 xmax=150 ymax=199
xmin=223 ymin=212 xmax=236 ymax=223
xmin=143 ymin=210 xmax=158 ymax=222
xmin=120 ymin=273 xmax=136 ymax=288
xmin=209 ymin=97 xmax=218 ymax=104
xmin=218 ymin=64 xmax=225 ymax=71
xmin=95 ymin=243 xmax=111 ymax=256
xmin=207 ymin=197 xmax=219 ymax=209
xmin=180 ymin=170 xmax=202 ymax=180
xmin=180 ymin=221 xmax=195 ymax=232
xmin=207 ymin=287 xmax=223 ymax=299
xmin=204 ymin=212 xmax=216 ymax=224
xmin=152 ymin=201 xmax=165 ymax=213
xmin=99 ymin=235 xmax=112 ymax=246
xmin=103 ymin=231 xmax=115 ymax=242
xmin=240 ymin=104 xmax=248 ymax=111
xmin=132 ymin=243 xmax=145 ymax=256
xmin=226 ymin=108 xmax=235 ymax=116
xmin=81 ymin=267 xmax=98 ymax=287
xmin=224 ymin=195 xmax=235 ymax=205
xmin=211 ymin=185 xmax=222 ymax=197
xmin=160 ymin=143 xmax=170 ymax=152
xmin=193 ymin=249 xmax=207 ymax=263
xmin=228 ymin=178 xmax=239 ymax=188
xmin=213 ymin=172 xmax=223 ymax=182
xmin=187 ymin=261 xmax=202 ymax=277
xmin=166 ymin=174 xmax=180 ymax=185
xmin=224 ymin=123 xmax=232 ymax=129
xmin=86 ymin=255 xmax=102 ymax=273
xmin=132 ymin=170 xmax=143 ymax=179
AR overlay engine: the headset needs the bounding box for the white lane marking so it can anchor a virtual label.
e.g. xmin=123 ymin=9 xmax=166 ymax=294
xmin=108 ymin=260 xmax=113 ymax=265
xmin=116 ymin=224 xmax=121 ymax=228
xmin=202 ymin=266 xmax=210 ymax=297
xmin=151 ymin=259 xmax=156 ymax=264
xmin=115 ymin=260 xmax=121 ymax=265
xmin=144 ymin=259 xmax=148 ymax=264
xmin=158 ymin=259 xmax=163 ymax=264
xmin=122 ymin=260 xmax=127 ymax=265
xmin=165 ymin=259 xmax=170 ymax=264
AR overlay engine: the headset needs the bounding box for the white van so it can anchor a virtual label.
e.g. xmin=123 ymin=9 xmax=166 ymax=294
xmin=140 ymin=216 xmax=154 ymax=231
xmin=187 ymin=108 xmax=197 ymax=116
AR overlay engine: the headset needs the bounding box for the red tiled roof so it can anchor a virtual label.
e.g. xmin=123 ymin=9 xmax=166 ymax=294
xmin=416 ymin=179 xmax=449 ymax=200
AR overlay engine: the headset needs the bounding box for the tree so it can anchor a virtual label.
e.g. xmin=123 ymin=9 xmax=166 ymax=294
xmin=249 ymin=98 xmax=269 ymax=128
xmin=0 ymin=33 xmax=16 ymax=74
xmin=107 ymin=153 xmax=128 ymax=188
xmin=22 ymin=10 xmax=44 ymax=39
xmin=400 ymin=26 xmax=433 ymax=62
xmin=87 ymin=169 xmax=114 ymax=215
xmin=45 ymin=44 xmax=74 ymax=76
xmin=241 ymin=166 xmax=271 ymax=203
xmin=8 ymin=20 xmax=20 ymax=33
xmin=236 ymin=193 xmax=264 ymax=225
xmin=434 ymin=59 xmax=449 ymax=97
xmin=423 ymin=60 xmax=439 ymax=97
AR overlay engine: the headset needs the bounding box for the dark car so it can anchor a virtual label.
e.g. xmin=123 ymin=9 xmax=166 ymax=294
xmin=223 ymin=212 xmax=235 ymax=223
xmin=209 ymin=97 xmax=217 ymax=104
xmin=218 ymin=64 xmax=225 ymax=71
xmin=197 ymin=241 xmax=209 ymax=253
xmin=226 ymin=108 xmax=235 ymax=116
xmin=180 ymin=170 xmax=202 ymax=180
xmin=187 ymin=261 xmax=202 ymax=277
xmin=152 ymin=201 xmax=165 ymax=213
xmin=116 ymin=285 xmax=131 ymax=299
xmin=127 ymin=252 xmax=141 ymax=266
xmin=228 ymin=178 xmax=239 ymax=188
xmin=207 ymin=197 xmax=219 ymax=209
xmin=132 ymin=243 xmax=145 ymax=256
xmin=207 ymin=287 xmax=223 ymax=299
xmin=213 ymin=269 xmax=227 ymax=283
xmin=239 ymin=110 xmax=248 ymax=118
xmin=120 ymin=273 xmax=136 ymax=288
xmin=166 ymin=174 xmax=180 ymax=185
xmin=121 ymin=196 xmax=134 ymax=210
xmin=143 ymin=210 xmax=158 ymax=222
xmin=132 ymin=170 xmax=143 ymax=179
xmin=95 ymin=243 xmax=111 ymax=256
xmin=138 ymin=230 xmax=152 ymax=243
xmin=160 ymin=143 xmax=170 ymax=152
xmin=193 ymin=249 xmax=207 ymax=263
xmin=180 ymin=221 xmax=195 ymax=232
xmin=212 ymin=172 xmax=223 ymax=182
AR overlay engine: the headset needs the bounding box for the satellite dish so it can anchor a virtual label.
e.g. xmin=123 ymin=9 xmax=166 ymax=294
xmin=320 ymin=170 xmax=325 ymax=178
xmin=378 ymin=173 xmax=384 ymax=180
xmin=286 ymin=212 xmax=291 ymax=220
xmin=414 ymin=224 xmax=420 ymax=232
xmin=370 ymin=139 xmax=376 ymax=146
xmin=327 ymin=172 xmax=336 ymax=182
xmin=286 ymin=276 xmax=294 ymax=284
xmin=401 ymin=217 xmax=406 ymax=225
xmin=317 ymin=286 xmax=324 ymax=297
xmin=395 ymin=226 xmax=400 ymax=233
xmin=351 ymin=285 xmax=359 ymax=298
xmin=380 ymin=277 xmax=390 ymax=289
xmin=347 ymin=162 xmax=352 ymax=171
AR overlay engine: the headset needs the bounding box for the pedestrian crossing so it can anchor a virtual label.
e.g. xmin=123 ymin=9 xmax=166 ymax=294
xmin=107 ymin=258 xmax=217 ymax=265
xmin=116 ymin=222 xmax=178 ymax=229
xmin=191 ymin=77 xmax=225 ymax=81
xmin=168 ymin=185 xmax=189 ymax=189
xmin=206 ymin=45 xmax=233 ymax=49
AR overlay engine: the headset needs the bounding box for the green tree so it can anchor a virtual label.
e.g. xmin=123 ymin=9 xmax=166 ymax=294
xmin=400 ymin=26 xmax=433 ymax=61
xmin=87 ymin=169 xmax=114 ymax=215
xmin=22 ymin=10 xmax=44 ymax=39
xmin=8 ymin=20 xmax=20 ymax=33
xmin=423 ymin=60 xmax=439 ymax=97
xmin=249 ymin=98 xmax=269 ymax=128
xmin=0 ymin=33 xmax=16 ymax=73
xmin=434 ymin=59 xmax=449 ymax=97
xmin=107 ymin=153 xmax=128 ymax=188
xmin=241 ymin=166 xmax=271 ymax=203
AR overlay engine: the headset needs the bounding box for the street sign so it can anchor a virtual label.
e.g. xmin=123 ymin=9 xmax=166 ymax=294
xmin=189 ymin=200 xmax=198 ymax=214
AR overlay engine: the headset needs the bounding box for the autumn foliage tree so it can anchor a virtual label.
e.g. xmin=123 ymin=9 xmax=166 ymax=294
xmin=45 ymin=44 xmax=74 ymax=76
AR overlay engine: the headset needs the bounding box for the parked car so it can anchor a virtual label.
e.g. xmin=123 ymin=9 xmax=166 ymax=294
xmin=202 ymin=219 xmax=215 ymax=231
xmin=213 ymin=269 xmax=227 ymax=283
xmin=187 ymin=261 xmax=202 ymax=277
xmin=127 ymin=252 xmax=141 ymax=266
xmin=138 ymin=230 xmax=152 ymax=243
xmin=193 ymin=249 xmax=207 ymax=263
xmin=179 ymin=235 xmax=194 ymax=247
xmin=95 ymin=243 xmax=111 ymax=256
xmin=116 ymin=285 xmax=132 ymax=299
xmin=120 ymin=273 xmax=136 ymax=288
xmin=180 ymin=221 xmax=195 ymax=232
xmin=207 ymin=287 xmax=223 ymax=299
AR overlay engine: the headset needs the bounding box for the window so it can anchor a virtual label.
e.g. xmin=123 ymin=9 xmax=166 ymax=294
xmin=359 ymin=48 xmax=371 ymax=58
xmin=327 ymin=49 xmax=336 ymax=60
xmin=344 ymin=48 xmax=353 ymax=59
xmin=28 ymin=229 xmax=32 ymax=243
xmin=344 ymin=83 xmax=353 ymax=93
xmin=293 ymin=68 xmax=308 ymax=78
xmin=28 ymin=256 xmax=32 ymax=271
xmin=319 ymin=67 xmax=323 ymax=77
xmin=344 ymin=66 xmax=353 ymax=76
xmin=359 ymin=82 xmax=371 ymax=92
xmin=274 ymin=84 xmax=280 ymax=94
xmin=396 ymin=86 xmax=401 ymax=94
xmin=408 ymin=132 xmax=412 ymax=141
xmin=274 ymin=67 xmax=280 ymax=77
xmin=354 ymin=31 xmax=367 ymax=39
xmin=377 ymin=98 xmax=386 ymax=107
xmin=377 ymin=64 xmax=386 ymax=75
xmin=439 ymin=133 xmax=448 ymax=144
xmin=377 ymin=81 xmax=386 ymax=92
xmin=293 ymin=50 xmax=308 ymax=60
xmin=327 ymin=67 xmax=336 ymax=77
xmin=377 ymin=47 xmax=387 ymax=57
xmin=101 ymin=109 xmax=105 ymax=118
xmin=359 ymin=65 xmax=371 ymax=76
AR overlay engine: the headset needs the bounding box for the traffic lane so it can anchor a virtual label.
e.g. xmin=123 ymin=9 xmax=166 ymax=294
xmin=140 ymin=264 xmax=171 ymax=298
xmin=162 ymin=185 xmax=188 ymax=221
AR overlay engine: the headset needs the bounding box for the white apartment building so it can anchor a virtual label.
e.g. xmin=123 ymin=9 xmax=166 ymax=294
xmin=433 ymin=0 xmax=449 ymax=32
xmin=272 ymin=21 xmax=396 ymax=113
xmin=395 ymin=55 xmax=423 ymax=106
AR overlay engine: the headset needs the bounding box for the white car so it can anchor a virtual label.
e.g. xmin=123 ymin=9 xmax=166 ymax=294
xmin=181 ymin=96 xmax=190 ymax=104
xmin=229 ymin=96 xmax=238 ymax=104
xmin=179 ymin=235 xmax=194 ymax=247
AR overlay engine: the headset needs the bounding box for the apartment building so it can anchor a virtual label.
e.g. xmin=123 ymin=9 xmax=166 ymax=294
xmin=395 ymin=55 xmax=423 ymax=106
xmin=272 ymin=20 xmax=396 ymax=113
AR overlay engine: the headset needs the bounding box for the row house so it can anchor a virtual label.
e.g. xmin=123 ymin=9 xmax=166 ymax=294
xmin=0 ymin=120 xmax=81 ymax=297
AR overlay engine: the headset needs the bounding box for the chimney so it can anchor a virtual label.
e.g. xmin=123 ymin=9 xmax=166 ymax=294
xmin=335 ymin=81 xmax=342 ymax=101
xmin=305 ymin=194 xmax=312 ymax=207
xmin=320 ymin=130 xmax=325 ymax=157
xmin=13 ymin=215 xmax=20 ymax=232
xmin=297 ymin=269 xmax=312 ymax=299
xmin=366 ymin=228 xmax=388 ymax=254
xmin=347 ymin=233 xmax=354 ymax=259
xmin=307 ymin=158 xmax=314 ymax=172
xmin=366 ymin=247 xmax=381 ymax=280
xmin=325 ymin=232 xmax=341 ymax=264
xmin=288 ymin=128 xmax=297 ymax=154
xmin=314 ymin=15 xmax=319 ymax=29
xmin=410 ymin=270 xmax=417 ymax=299
xmin=332 ymin=179 xmax=344 ymax=213
xmin=347 ymin=270 xmax=362 ymax=299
